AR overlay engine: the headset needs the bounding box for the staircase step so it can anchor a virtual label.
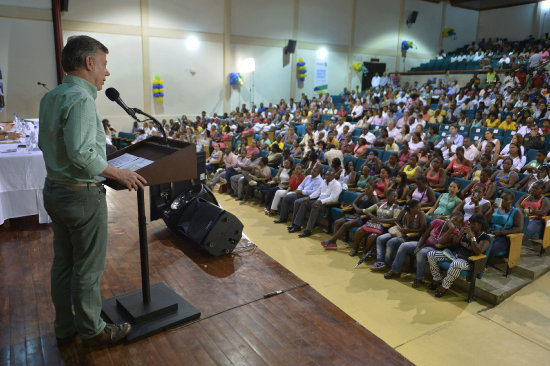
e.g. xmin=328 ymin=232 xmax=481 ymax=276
xmin=451 ymin=268 xmax=531 ymax=305
xmin=511 ymin=244 xmax=550 ymax=280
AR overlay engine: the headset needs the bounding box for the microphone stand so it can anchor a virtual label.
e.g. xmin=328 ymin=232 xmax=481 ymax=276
xmin=132 ymin=108 xmax=168 ymax=145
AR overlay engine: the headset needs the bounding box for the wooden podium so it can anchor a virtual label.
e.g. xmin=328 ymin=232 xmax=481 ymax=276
xmin=101 ymin=136 xmax=201 ymax=342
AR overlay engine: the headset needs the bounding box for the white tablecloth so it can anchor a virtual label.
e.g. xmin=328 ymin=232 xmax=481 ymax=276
xmin=0 ymin=142 xmax=50 ymax=225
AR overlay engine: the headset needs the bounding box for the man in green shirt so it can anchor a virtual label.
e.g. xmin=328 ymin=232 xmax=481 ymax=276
xmin=39 ymin=35 xmax=146 ymax=348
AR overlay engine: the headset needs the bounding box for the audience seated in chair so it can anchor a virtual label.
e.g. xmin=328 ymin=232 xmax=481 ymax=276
xmin=349 ymin=190 xmax=404 ymax=257
xmin=408 ymin=176 xmax=436 ymax=208
xmin=516 ymin=165 xmax=550 ymax=193
xmin=427 ymin=181 xmax=463 ymax=219
xmin=516 ymin=181 xmax=550 ymax=244
xmin=383 ymin=213 xmax=463 ymax=287
xmin=462 ymin=167 xmax=497 ymax=200
xmin=491 ymin=157 xmax=519 ymax=189
xmin=487 ymin=190 xmax=524 ymax=267
xmin=322 ymin=183 xmax=379 ymax=250
xmin=207 ymin=147 xmax=238 ymax=190
xmin=265 ymin=163 xmax=306 ymax=216
xmin=287 ymin=171 xmax=343 ymax=238
xmin=365 ymin=199 xmax=427 ymax=272
xmin=453 ymin=184 xmax=492 ymax=223
xmin=427 ymin=213 xmax=490 ymax=298
xmin=230 ymin=151 xmax=260 ymax=200
xmin=274 ymin=165 xmax=324 ymax=224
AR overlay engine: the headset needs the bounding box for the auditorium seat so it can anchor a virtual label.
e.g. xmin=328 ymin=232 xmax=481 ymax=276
xmin=436 ymin=236 xmax=494 ymax=302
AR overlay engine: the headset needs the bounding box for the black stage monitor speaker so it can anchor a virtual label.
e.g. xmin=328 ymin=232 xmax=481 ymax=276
xmin=61 ymin=0 xmax=69 ymax=11
xmin=407 ymin=11 xmax=418 ymax=25
xmin=176 ymin=198 xmax=243 ymax=256
xmin=285 ymin=39 xmax=297 ymax=54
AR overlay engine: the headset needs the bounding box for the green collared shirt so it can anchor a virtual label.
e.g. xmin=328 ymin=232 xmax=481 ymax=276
xmin=39 ymin=75 xmax=107 ymax=183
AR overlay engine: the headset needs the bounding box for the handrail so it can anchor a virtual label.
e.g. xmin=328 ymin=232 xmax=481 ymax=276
xmin=388 ymin=66 xmax=513 ymax=76
xmin=389 ymin=58 xmax=550 ymax=76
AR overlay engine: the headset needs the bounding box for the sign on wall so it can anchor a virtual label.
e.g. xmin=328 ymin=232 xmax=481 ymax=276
xmin=0 ymin=68 xmax=4 ymax=111
xmin=314 ymin=60 xmax=328 ymax=94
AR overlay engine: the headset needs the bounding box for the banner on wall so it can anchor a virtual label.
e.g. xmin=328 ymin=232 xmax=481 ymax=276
xmin=314 ymin=60 xmax=328 ymax=94
xmin=0 ymin=68 xmax=4 ymax=111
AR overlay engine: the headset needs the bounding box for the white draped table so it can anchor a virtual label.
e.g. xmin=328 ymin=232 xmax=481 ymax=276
xmin=0 ymin=142 xmax=50 ymax=225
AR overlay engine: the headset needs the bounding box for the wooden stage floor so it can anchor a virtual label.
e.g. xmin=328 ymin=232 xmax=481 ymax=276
xmin=0 ymin=189 xmax=412 ymax=366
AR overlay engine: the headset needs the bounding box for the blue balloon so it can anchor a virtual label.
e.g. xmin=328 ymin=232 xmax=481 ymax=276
xmin=159 ymin=93 xmax=164 ymax=97
xmin=299 ymin=69 xmax=307 ymax=74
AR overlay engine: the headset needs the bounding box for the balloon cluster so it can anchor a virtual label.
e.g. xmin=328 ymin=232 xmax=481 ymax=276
xmin=352 ymin=62 xmax=368 ymax=76
xmin=401 ymin=40 xmax=417 ymax=51
xmin=229 ymin=72 xmax=243 ymax=86
xmin=297 ymin=58 xmax=307 ymax=82
xmin=443 ymin=28 xmax=456 ymax=38
xmin=152 ymin=74 xmax=164 ymax=103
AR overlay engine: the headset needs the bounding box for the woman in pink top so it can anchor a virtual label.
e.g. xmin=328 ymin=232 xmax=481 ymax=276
xmin=353 ymin=138 xmax=369 ymax=158
xmin=246 ymin=139 xmax=260 ymax=157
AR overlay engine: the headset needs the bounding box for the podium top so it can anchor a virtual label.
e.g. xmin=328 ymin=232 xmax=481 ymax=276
xmin=105 ymin=136 xmax=198 ymax=190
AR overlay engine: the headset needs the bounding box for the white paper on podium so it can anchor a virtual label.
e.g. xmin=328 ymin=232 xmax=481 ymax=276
xmin=108 ymin=153 xmax=154 ymax=171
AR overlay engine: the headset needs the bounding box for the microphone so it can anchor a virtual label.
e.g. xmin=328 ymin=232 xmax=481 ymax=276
xmin=37 ymin=82 xmax=50 ymax=90
xmin=105 ymin=87 xmax=140 ymax=122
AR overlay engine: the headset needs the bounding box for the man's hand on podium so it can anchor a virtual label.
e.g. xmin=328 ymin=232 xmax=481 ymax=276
xmin=116 ymin=168 xmax=147 ymax=191
xmin=101 ymin=165 xmax=147 ymax=191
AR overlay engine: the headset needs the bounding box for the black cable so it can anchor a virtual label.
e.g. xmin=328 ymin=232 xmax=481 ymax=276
xmin=167 ymin=281 xmax=309 ymax=332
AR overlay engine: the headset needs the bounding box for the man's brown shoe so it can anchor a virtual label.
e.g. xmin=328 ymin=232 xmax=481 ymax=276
xmin=82 ymin=323 xmax=131 ymax=348
xmin=56 ymin=331 xmax=78 ymax=346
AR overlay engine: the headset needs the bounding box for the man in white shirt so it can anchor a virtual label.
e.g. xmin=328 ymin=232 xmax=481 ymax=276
xmin=498 ymin=55 xmax=510 ymax=68
xmin=410 ymin=115 xmax=425 ymax=132
xmin=313 ymin=124 xmax=326 ymax=143
xmin=379 ymin=72 xmax=389 ymax=87
xmin=473 ymin=51 xmax=484 ymax=62
xmin=436 ymin=125 xmax=464 ymax=159
xmin=275 ymin=165 xmax=324 ymax=224
xmin=387 ymin=120 xmax=400 ymax=140
xmin=517 ymin=117 xmax=543 ymax=137
xmin=324 ymin=144 xmax=344 ymax=166
xmin=529 ymin=53 xmax=543 ymax=69
xmin=253 ymin=119 xmax=266 ymax=133
xmin=336 ymin=117 xmax=354 ymax=136
xmin=288 ymin=171 xmax=342 ymax=237
xmin=359 ymin=127 xmax=376 ymax=145
xmin=371 ymin=73 xmax=381 ymax=89
xmin=288 ymin=98 xmax=297 ymax=114
xmin=355 ymin=116 xmax=370 ymax=130
xmin=262 ymin=120 xmax=275 ymax=132
xmin=462 ymin=137 xmax=479 ymax=162
xmin=351 ymin=100 xmax=364 ymax=121
xmin=143 ymin=122 xmax=157 ymax=136
xmin=300 ymin=126 xmax=315 ymax=147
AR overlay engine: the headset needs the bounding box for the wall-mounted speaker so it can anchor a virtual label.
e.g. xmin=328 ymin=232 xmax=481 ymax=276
xmin=285 ymin=39 xmax=297 ymax=54
xmin=407 ymin=11 xmax=418 ymax=25
xmin=61 ymin=0 xmax=69 ymax=12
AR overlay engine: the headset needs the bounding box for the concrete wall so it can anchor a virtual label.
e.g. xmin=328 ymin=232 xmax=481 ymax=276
xmin=0 ymin=0 xmax=483 ymax=131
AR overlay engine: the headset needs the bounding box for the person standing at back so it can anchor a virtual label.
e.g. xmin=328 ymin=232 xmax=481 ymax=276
xmin=39 ymin=35 xmax=147 ymax=348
